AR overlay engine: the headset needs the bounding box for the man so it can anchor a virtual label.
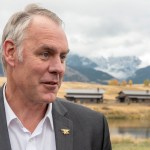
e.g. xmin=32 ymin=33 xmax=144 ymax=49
xmin=0 ymin=4 xmax=111 ymax=150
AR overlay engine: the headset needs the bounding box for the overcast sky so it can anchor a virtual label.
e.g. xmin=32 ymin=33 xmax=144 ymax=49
xmin=0 ymin=0 xmax=150 ymax=67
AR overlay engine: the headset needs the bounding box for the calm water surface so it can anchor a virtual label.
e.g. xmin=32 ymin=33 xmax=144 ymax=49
xmin=108 ymin=119 xmax=150 ymax=139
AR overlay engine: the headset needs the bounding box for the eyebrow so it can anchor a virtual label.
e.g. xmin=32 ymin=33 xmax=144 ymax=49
xmin=39 ymin=45 xmax=70 ymax=54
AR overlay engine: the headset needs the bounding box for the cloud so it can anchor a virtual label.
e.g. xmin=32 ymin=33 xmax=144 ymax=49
xmin=0 ymin=0 xmax=150 ymax=67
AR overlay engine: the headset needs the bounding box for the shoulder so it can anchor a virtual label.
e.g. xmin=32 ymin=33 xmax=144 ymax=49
xmin=55 ymin=98 xmax=106 ymax=123
xmin=53 ymin=99 xmax=111 ymax=145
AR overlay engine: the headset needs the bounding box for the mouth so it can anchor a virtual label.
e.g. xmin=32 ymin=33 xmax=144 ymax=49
xmin=41 ymin=81 xmax=59 ymax=92
xmin=44 ymin=81 xmax=57 ymax=84
xmin=41 ymin=81 xmax=58 ymax=86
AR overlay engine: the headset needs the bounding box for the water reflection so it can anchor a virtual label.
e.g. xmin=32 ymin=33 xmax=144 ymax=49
xmin=108 ymin=119 xmax=150 ymax=138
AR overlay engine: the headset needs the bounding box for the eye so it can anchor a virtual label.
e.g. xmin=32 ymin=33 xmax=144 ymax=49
xmin=41 ymin=51 xmax=50 ymax=60
xmin=60 ymin=55 xmax=67 ymax=63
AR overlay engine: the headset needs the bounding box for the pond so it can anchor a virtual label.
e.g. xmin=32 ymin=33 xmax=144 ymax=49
xmin=108 ymin=119 xmax=150 ymax=139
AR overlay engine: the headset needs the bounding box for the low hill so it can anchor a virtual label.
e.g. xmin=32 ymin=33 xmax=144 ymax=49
xmin=128 ymin=66 xmax=150 ymax=83
xmin=64 ymin=66 xmax=114 ymax=84
xmin=64 ymin=54 xmax=115 ymax=84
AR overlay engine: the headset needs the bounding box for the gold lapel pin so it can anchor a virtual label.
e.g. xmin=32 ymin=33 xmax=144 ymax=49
xmin=60 ymin=129 xmax=70 ymax=135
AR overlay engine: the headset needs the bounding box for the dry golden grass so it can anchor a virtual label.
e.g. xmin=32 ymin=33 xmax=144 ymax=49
xmin=58 ymin=81 xmax=150 ymax=100
xmin=0 ymin=78 xmax=149 ymax=149
xmin=112 ymin=136 xmax=150 ymax=150
xmin=58 ymin=81 xmax=150 ymax=119
xmin=111 ymin=136 xmax=150 ymax=143
xmin=1 ymin=78 xmax=149 ymax=100
xmin=0 ymin=78 xmax=149 ymax=119
xmin=1 ymin=78 xmax=148 ymax=100
xmin=0 ymin=77 xmax=7 ymax=85
xmin=82 ymin=103 xmax=150 ymax=119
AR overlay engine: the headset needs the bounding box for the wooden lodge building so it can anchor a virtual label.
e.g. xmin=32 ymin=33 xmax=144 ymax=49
xmin=65 ymin=88 xmax=104 ymax=103
xmin=117 ymin=90 xmax=150 ymax=103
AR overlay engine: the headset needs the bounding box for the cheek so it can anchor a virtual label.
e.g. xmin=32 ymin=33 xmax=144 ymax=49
xmin=27 ymin=60 xmax=46 ymax=72
xmin=23 ymin=62 xmax=46 ymax=81
xmin=32 ymin=67 xmax=46 ymax=82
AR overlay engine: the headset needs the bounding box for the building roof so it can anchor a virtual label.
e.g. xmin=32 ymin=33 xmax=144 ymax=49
xmin=65 ymin=94 xmax=103 ymax=99
xmin=65 ymin=89 xmax=105 ymax=94
xmin=119 ymin=90 xmax=150 ymax=96
xmin=119 ymin=90 xmax=150 ymax=95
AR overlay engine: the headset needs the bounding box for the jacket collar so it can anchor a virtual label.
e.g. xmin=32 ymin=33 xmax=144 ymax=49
xmin=0 ymin=86 xmax=12 ymax=150
xmin=52 ymin=99 xmax=73 ymax=150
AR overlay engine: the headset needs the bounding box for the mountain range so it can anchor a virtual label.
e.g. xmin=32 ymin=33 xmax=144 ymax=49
xmin=64 ymin=53 xmax=150 ymax=84
xmin=0 ymin=54 xmax=149 ymax=84
xmin=128 ymin=66 xmax=150 ymax=83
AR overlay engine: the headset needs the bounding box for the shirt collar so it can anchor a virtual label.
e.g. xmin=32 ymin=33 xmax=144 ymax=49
xmin=3 ymin=83 xmax=54 ymax=130
xmin=3 ymin=83 xmax=17 ymax=127
xmin=44 ymin=102 xmax=54 ymax=130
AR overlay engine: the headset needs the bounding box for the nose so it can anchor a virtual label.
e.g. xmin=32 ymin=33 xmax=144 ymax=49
xmin=48 ymin=56 xmax=65 ymax=74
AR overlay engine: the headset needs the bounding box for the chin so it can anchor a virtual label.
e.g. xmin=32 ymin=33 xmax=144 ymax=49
xmin=43 ymin=94 xmax=57 ymax=103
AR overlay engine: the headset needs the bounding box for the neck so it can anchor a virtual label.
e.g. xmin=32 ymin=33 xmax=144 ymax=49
xmin=5 ymin=82 xmax=48 ymax=132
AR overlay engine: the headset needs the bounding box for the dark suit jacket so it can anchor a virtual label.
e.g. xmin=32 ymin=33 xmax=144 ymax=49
xmin=0 ymin=87 xmax=112 ymax=150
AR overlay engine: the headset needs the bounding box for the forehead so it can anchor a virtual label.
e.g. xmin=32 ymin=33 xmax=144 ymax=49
xmin=29 ymin=15 xmax=60 ymax=30
xmin=25 ymin=15 xmax=68 ymax=49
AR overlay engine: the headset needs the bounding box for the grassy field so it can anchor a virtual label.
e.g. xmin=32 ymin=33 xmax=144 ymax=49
xmin=57 ymin=81 xmax=150 ymax=149
xmin=82 ymin=103 xmax=150 ymax=120
xmin=1 ymin=78 xmax=149 ymax=149
xmin=0 ymin=77 xmax=6 ymax=85
xmin=58 ymin=81 xmax=150 ymax=100
xmin=0 ymin=78 xmax=150 ymax=120
xmin=1 ymin=78 xmax=149 ymax=101
xmin=60 ymin=81 xmax=150 ymax=150
xmin=112 ymin=137 xmax=150 ymax=150
xmin=58 ymin=81 xmax=150 ymax=120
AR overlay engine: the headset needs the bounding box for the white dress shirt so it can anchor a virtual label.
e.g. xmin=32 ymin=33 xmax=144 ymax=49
xmin=3 ymin=85 xmax=56 ymax=150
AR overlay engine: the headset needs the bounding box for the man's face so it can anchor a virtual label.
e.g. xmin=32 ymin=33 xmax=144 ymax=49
xmin=12 ymin=16 xmax=69 ymax=104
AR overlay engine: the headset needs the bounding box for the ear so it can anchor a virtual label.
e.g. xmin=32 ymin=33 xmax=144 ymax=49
xmin=3 ymin=39 xmax=17 ymax=67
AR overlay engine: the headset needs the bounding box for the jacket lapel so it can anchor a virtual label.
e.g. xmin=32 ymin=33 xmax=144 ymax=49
xmin=52 ymin=99 xmax=73 ymax=150
xmin=0 ymin=86 xmax=12 ymax=150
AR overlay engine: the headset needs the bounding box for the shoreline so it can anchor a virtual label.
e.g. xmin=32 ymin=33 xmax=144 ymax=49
xmin=112 ymin=136 xmax=150 ymax=150
xmin=81 ymin=103 xmax=150 ymax=120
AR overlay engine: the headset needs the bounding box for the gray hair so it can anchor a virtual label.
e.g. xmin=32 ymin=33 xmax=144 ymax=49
xmin=0 ymin=3 xmax=62 ymax=70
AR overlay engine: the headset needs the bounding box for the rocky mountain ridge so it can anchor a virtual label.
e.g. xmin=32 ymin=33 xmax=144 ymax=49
xmin=0 ymin=54 xmax=149 ymax=84
xmin=65 ymin=53 xmax=150 ymax=84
